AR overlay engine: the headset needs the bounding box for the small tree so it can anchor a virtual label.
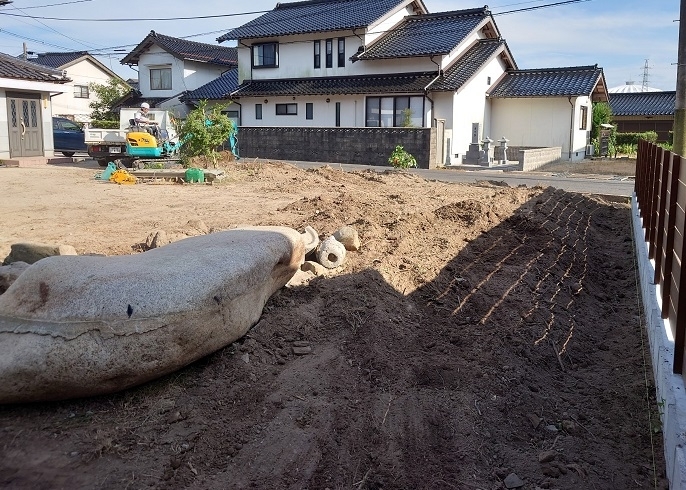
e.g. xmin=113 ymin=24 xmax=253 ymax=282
xmin=88 ymin=78 xmax=130 ymax=124
xmin=591 ymin=102 xmax=616 ymax=157
xmin=178 ymin=100 xmax=235 ymax=167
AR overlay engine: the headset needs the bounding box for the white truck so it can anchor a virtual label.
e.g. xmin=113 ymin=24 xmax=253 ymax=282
xmin=85 ymin=108 xmax=176 ymax=167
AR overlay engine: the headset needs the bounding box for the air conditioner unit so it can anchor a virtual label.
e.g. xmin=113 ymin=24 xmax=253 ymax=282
xmin=585 ymin=144 xmax=594 ymax=157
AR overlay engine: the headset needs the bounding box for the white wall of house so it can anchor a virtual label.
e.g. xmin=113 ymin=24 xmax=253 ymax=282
xmin=237 ymin=32 xmax=438 ymax=83
xmin=365 ymin=3 xmax=417 ymax=46
xmin=238 ymin=93 xmax=431 ymax=129
xmin=489 ymin=96 xmax=589 ymax=161
xmin=441 ymin=23 xmax=491 ymax=71
xmin=52 ymin=59 xmax=114 ymax=121
xmin=137 ymin=46 xmax=227 ymax=99
xmin=447 ymin=54 xmax=508 ymax=160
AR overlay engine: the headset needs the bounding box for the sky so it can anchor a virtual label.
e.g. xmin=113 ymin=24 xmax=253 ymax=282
xmin=0 ymin=0 xmax=679 ymax=91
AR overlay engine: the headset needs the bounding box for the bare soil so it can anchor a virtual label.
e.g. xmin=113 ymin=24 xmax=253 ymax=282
xmin=0 ymin=157 xmax=666 ymax=489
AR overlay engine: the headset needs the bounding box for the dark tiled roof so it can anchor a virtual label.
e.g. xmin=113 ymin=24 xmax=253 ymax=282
xmin=28 ymin=51 xmax=88 ymax=68
xmin=218 ymin=0 xmax=410 ymax=41
xmin=111 ymin=89 xmax=170 ymax=111
xmin=609 ymin=91 xmax=675 ymax=116
xmin=0 ymin=52 xmax=69 ymax=82
xmin=355 ymin=8 xmax=489 ymax=60
xmin=432 ymin=39 xmax=511 ymax=91
xmin=122 ymin=31 xmax=237 ymax=66
xmin=180 ymin=69 xmax=239 ymax=101
xmin=489 ymin=65 xmax=604 ymax=98
xmin=231 ymin=71 xmax=437 ymax=97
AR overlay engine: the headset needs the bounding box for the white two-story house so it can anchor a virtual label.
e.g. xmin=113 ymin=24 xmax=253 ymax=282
xmin=28 ymin=51 xmax=124 ymax=122
xmin=218 ymin=0 xmax=608 ymax=164
xmin=118 ymin=31 xmax=238 ymax=117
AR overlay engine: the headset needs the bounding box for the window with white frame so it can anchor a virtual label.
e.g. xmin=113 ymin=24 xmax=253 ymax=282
xmin=366 ymin=96 xmax=424 ymax=127
xmin=150 ymin=67 xmax=172 ymax=90
xmin=73 ymin=85 xmax=89 ymax=98
xmin=253 ymin=43 xmax=278 ymax=68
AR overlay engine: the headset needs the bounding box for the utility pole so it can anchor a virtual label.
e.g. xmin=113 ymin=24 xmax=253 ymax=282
xmin=675 ymin=0 xmax=686 ymax=156
xmin=22 ymin=42 xmax=27 ymax=60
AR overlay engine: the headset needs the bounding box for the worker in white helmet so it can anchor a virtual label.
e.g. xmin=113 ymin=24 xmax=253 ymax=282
xmin=134 ymin=102 xmax=159 ymax=138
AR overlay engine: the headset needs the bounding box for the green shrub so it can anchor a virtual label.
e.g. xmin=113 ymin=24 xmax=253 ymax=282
xmin=616 ymin=143 xmax=637 ymax=157
xmin=90 ymin=120 xmax=119 ymax=129
xmin=388 ymin=145 xmax=417 ymax=169
xmin=178 ymin=100 xmax=235 ymax=167
xmin=616 ymin=131 xmax=658 ymax=146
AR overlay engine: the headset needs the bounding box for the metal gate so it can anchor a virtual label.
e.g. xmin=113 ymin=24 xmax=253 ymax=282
xmin=6 ymin=92 xmax=43 ymax=158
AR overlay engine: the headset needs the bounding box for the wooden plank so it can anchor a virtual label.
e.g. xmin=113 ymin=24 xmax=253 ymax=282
xmin=655 ymin=151 xmax=673 ymax=283
xmin=649 ymin=148 xmax=665 ymax=258
xmin=662 ymin=155 xmax=681 ymax=320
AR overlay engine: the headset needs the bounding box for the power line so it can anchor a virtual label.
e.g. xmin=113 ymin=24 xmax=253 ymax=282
xmin=495 ymin=0 xmax=592 ymax=15
xmin=8 ymin=2 xmax=101 ymax=50
xmin=18 ymin=0 xmax=92 ymax=9
xmin=0 ymin=9 xmax=270 ymax=22
xmin=0 ymin=28 xmax=73 ymax=50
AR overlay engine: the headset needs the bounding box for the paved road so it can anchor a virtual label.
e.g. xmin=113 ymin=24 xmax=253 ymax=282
xmin=282 ymin=160 xmax=635 ymax=197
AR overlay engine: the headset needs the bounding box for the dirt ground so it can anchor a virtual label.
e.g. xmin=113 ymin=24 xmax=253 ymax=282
xmin=0 ymin=157 xmax=666 ymax=489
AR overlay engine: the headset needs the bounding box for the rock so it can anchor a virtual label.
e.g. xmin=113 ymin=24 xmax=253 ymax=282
xmin=527 ymin=413 xmax=542 ymax=429
xmin=333 ymin=226 xmax=361 ymax=251
xmin=292 ymin=346 xmax=312 ymax=355
xmin=504 ymin=472 xmax=525 ymax=489
xmin=186 ymin=219 xmax=209 ymax=234
xmin=538 ymin=450 xmax=557 ymax=463
xmin=0 ymin=226 xmax=305 ymax=404
xmin=545 ymin=424 xmax=559 ymax=432
xmin=0 ymin=261 xmax=30 ymax=294
xmin=301 ymin=260 xmax=328 ymax=276
xmin=316 ymin=236 xmax=346 ymax=269
xmin=241 ymin=353 xmax=250 ymax=364
xmin=293 ymin=341 xmax=310 ymax=347
xmin=541 ymin=465 xmax=561 ymax=478
xmin=562 ymin=419 xmax=578 ymax=433
xmin=3 ymin=243 xmax=76 ymax=265
xmin=145 ymin=230 xmax=169 ymax=249
xmin=302 ymin=226 xmax=319 ymax=254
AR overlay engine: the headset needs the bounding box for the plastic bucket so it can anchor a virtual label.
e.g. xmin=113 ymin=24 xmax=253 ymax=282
xmin=184 ymin=168 xmax=204 ymax=183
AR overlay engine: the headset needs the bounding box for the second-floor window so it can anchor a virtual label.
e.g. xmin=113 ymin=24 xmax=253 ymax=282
xmin=150 ymin=67 xmax=172 ymax=90
xmin=314 ymin=40 xmax=321 ymax=69
xmin=338 ymin=38 xmax=345 ymax=67
xmin=325 ymin=39 xmax=333 ymax=68
xmin=253 ymin=43 xmax=278 ymax=68
xmin=73 ymin=85 xmax=89 ymax=98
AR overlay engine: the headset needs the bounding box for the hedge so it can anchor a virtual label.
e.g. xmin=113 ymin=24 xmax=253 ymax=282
xmin=89 ymin=120 xmax=120 ymax=129
xmin=615 ymin=131 xmax=658 ymax=146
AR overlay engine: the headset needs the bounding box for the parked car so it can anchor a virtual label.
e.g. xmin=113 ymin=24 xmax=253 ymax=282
xmin=53 ymin=117 xmax=87 ymax=157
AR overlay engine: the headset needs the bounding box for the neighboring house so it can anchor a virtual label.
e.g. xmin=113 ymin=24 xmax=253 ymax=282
xmin=0 ymin=52 xmax=69 ymax=162
xmin=609 ymin=91 xmax=675 ymax=142
xmin=118 ymin=31 xmax=238 ymax=117
xmin=488 ymin=66 xmax=608 ymax=161
xmin=27 ymin=51 xmax=124 ymax=122
xmin=217 ymin=0 xmax=606 ymax=164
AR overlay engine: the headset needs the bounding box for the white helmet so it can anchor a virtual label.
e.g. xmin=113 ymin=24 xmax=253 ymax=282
xmin=140 ymin=102 xmax=150 ymax=109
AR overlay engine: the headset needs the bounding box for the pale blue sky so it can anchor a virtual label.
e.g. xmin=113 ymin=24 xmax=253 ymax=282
xmin=0 ymin=0 xmax=679 ymax=90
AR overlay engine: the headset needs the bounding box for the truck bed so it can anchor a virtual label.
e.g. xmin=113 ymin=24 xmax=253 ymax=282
xmin=85 ymin=128 xmax=127 ymax=145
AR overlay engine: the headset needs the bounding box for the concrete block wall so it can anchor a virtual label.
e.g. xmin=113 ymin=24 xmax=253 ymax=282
xmin=633 ymin=197 xmax=686 ymax=490
xmin=518 ymin=147 xmax=562 ymax=171
xmin=493 ymin=146 xmax=539 ymax=162
xmin=238 ymin=127 xmax=437 ymax=169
